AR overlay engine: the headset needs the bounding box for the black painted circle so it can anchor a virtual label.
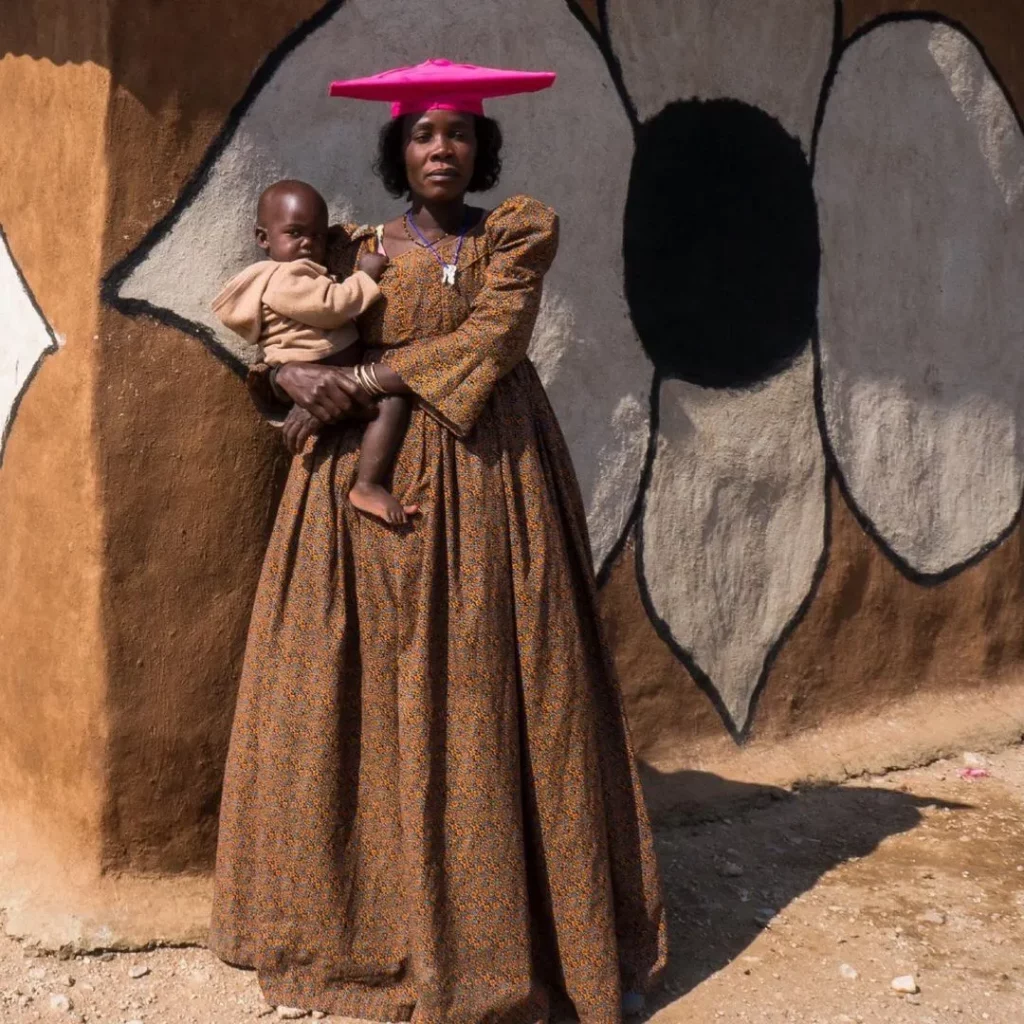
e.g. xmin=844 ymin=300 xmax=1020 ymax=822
xmin=624 ymin=99 xmax=819 ymax=388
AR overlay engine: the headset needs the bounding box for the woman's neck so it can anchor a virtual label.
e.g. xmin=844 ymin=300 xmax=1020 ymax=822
xmin=408 ymin=195 xmax=467 ymax=236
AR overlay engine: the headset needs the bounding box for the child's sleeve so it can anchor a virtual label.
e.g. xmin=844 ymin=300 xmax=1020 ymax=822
xmin=262 ymin=260 xmax=380 ymax=329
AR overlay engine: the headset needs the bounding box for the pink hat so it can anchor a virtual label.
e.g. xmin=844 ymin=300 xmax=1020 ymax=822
xmin=328 ymin=58 xmax=556 ymax=119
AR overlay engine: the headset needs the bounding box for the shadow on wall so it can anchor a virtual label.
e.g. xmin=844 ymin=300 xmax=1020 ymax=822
xmin=639 ymin=767 xmax=967 ymax=1011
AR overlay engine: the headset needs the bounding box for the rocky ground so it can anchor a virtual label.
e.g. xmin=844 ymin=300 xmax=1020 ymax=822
xmin=2 ymin=745 xmax=1023 ymax=1024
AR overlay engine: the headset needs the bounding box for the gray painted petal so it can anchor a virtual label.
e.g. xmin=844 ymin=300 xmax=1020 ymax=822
xmin=816 ymin=21 xmax=1024 ymax=576
xmin=607 ymin=0 xmax=835 ymax=148
xmin=640 ymin=352 xmax=826 ymax=734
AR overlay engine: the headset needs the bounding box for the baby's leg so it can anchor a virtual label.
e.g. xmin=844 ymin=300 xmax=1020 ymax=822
xmin=349 ymin=396 xmax=417 ymax=525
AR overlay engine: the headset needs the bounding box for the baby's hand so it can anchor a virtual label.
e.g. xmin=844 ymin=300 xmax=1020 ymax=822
xmin=281 ymin=404 xmax=322 ymax=455
xmin=358 ymin=252 xmax=389 ymax=282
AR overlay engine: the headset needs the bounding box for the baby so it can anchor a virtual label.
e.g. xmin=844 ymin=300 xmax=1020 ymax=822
xmin=212 ymin=179 xmax=414 ymax=525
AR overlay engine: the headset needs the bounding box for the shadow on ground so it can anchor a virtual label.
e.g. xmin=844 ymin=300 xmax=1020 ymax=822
xmin=637 ymin=767 xmax=970 ymax=1014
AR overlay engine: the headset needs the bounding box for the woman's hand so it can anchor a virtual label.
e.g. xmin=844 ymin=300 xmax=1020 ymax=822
xmin=274 ymin=363 xmax=377 ymax=423
xmin=280 ymin=405 xmax=322 ymax=455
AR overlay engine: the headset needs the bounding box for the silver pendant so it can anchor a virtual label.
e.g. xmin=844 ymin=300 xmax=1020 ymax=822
xmin=442 ymin=263 xmax=457 ymax=286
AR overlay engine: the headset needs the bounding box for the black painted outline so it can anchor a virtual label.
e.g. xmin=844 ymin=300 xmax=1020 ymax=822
xmin=100 ymin=0 xmax=353 ymax=376
xmin=0 ymin=224 xmax=60 ymax=469
xmin=581 ymin=0 xmax=840 ymax=739
xmin=810 ymin=10 xmax=1024 ymax=588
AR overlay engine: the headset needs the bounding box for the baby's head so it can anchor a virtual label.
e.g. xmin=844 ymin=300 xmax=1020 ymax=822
xmin=255 ymin=180 xmax=329 ymax=264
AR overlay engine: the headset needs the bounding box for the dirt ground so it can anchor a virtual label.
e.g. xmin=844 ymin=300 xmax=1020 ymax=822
xmin=2 ymin=745 xmax=1023 ymax=1024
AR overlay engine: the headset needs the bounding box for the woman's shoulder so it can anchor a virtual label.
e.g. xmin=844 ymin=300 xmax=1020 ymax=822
xmin=484 ymin=194 xmax=558 ymax=241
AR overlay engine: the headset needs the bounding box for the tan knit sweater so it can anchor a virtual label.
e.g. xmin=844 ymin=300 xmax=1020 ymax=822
xmin=211 ymin=258 xmax=380 ymax=365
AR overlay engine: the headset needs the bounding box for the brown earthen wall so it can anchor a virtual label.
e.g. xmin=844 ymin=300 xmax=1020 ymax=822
xmin=0 ymin=8 xmax=111 ymax=877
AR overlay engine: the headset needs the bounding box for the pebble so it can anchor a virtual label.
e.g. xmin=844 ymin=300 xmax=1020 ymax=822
xmin=49 ymin=992 xmax=73 ymax=1012
xmin=312 ymin=1014 xmax=326 ymax=1020
xmin=276 ymin=1008 xmax=309 ymax=1020
xmin=98 ymin=952 xmax=115 ymax=963
xmin=62 ymin=975 xmax=75 ymax=987
xmin=839 ymin=963 xmax=859 ymax=980
xmin=917 ymin=909 xmax=947 ymax=925
xmin=27 ymin=966 xmax=46 ymax=981
xmin=963 ymin=752 xmax=987 ymax=768
xmin=891 ymin=975 xmax=920 ymax=994
xmin=256 ymin=1006 xmax=276 ymax=1018
xmin=753 ymin=908 xmax=776 ymax=928
xmin=129 ymin=965 xmax=150 ymax=979
xmin=720 ymin=862 xmax=744 ymax=877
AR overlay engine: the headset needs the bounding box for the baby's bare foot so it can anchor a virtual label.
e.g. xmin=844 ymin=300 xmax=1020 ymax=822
xmin=350 ymin=482 xmax=419 ymax=525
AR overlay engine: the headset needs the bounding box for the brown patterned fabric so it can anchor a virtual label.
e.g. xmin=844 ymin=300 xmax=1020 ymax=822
xmin=211 ymin=195 xmax=667 ymax=1023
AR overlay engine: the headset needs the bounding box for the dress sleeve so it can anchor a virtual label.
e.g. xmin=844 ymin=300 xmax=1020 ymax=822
xmin=384 ymin=195 xmax=559 ymax=438
xmin=262 ymin=260 xmax=380 ymax=329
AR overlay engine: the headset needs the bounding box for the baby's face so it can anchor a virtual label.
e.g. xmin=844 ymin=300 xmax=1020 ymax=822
xmin=258 ymin=190 xmax=328 ymax=264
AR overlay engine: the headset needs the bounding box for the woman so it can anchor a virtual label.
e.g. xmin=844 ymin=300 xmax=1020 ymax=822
xmin=211 ymin=60 xmax=667 ymax=1024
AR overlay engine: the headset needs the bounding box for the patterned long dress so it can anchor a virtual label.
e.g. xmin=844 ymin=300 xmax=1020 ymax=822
xmin=210 ymin=195 xmax=667 ymax=1024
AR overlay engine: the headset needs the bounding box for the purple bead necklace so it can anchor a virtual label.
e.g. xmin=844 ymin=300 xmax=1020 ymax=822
xmin=405 ymin=209 xmax=468 ymax=286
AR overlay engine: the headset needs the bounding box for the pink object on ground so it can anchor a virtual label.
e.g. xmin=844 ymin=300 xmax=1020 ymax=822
xmin=328 ymin=58 xmax=556 ymax=118
xmin=958 ymin=767 xmax=990 ymax=779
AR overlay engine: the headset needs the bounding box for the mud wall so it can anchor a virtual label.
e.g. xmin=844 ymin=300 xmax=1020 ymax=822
xmin=3 ymin=0 xmax=1024 ymax=940
xmin=0 ymin=4 xmax=111 ymax=905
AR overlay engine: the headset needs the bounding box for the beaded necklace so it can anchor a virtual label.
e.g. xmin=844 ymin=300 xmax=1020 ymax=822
xmin=404 ymin=209 xmax=469 ymax=286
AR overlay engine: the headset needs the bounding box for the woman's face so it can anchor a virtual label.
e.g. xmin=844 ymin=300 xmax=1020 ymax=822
xmin=403 ymin=110 xmax=477 ymax=202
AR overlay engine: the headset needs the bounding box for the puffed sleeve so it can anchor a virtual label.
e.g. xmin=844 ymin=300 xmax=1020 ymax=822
xmin=384 ymin=195 xmax=559 ymax=438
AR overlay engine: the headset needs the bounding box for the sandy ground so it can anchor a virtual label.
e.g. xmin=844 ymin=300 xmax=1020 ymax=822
xmin=2 ymin=745 xmax=1022 ymax=1024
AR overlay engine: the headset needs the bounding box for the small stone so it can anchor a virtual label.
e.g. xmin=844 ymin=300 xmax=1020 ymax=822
xmin=891 ymin=975 xmax=919 ymax=994
xmin=28 ymin=967 xmax=47 ymax=981
xmin=276 ymin=1008 xmax=309 ymax=1020
xmin=49 ymin=992 xmax=73 ymax=1012
xmin=62 ymin=976 xmax=75 ymax=987
xmin=312 ymin=1014 xmax=326 ymax=1020
xmin=963 ymin=752 xmax=986 ymax=768
xmin=256 ymin=1006 xmax=276 ymax=1018
xmin=719 ymin=861 xmax=744 ymax=877
xmin=128 ymin=965 xmax=150 ymax=979
xmin=753 ymin=908 xmax=776 ymax=927
xmin=98 ymin=952 xmax=115 ymax=963
xmin=839 ymin=963 xmax=859 ymax=980
xmin=916 ymin=909 xmax=946 ymax=926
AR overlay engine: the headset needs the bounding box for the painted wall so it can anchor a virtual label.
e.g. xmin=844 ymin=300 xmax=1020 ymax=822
xmin=0 ymin=4 xmax=113 ymax=939
xmin=4 ymin=0 xmax=1024 ymax=944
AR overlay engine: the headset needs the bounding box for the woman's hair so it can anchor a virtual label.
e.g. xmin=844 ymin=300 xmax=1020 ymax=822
xmin=374 ymin=114 xmax=503 ymax=198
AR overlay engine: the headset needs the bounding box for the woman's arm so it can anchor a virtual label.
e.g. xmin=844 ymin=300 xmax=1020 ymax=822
xmin=381 ymin=197 xmax=559 ymax=438
xmin=274 ymin=362 xmax=378 ymax=423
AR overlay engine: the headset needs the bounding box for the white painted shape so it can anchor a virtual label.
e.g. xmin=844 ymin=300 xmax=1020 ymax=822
xmin=640 ymin=351 xmax=826 ymax=733
xmin=816 ymin=22 xmax=1024 ymax=574
xmin=607 ymin=0 xmax=835 ymax=147
xmin=0 ymin=228 xmax=56 ymax=462
xmin=118 ymin=0 xmax=649 ymax=568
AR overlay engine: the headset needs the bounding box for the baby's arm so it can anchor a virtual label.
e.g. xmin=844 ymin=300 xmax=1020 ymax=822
xmin=262 ymin=259 xmax=384 ymax=330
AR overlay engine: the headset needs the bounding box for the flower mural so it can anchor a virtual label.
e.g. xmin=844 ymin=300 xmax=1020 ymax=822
xmin=105 ymin=0 xmax=1024 ymax=739
xmin=0 ymin=225 xmax=58 ymax=467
